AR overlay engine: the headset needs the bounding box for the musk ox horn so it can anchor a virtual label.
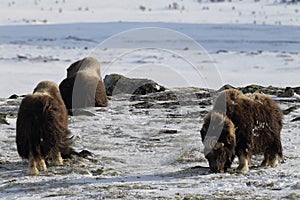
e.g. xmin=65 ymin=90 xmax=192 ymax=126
xmin=203 ymin=136 xmax=218 ymax=150
xmin=213 ymin=142 xmax=224 ymax=150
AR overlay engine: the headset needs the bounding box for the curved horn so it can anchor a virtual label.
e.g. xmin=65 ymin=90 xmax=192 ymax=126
xmin=203 ymin=136 xmax=218 ymax=149
xmin=213 ymin=142 xmax=224 ymax=150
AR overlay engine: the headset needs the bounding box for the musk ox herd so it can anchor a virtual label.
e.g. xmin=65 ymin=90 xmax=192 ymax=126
xmin=15 ymin=56 xmax=284 ymax=175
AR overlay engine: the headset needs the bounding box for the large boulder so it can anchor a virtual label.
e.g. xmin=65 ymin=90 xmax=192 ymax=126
xmin=104 ymin=74 xmax=166 ymax=96
xmin=278 ymin=87 xmax=295 ymax=98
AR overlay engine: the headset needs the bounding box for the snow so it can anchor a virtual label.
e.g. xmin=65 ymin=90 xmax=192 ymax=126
xmin=1 ymin=93 xmax=300 ymax=199
xmin=0 ymin=0 xmax=300 ymax=199
xmin=0 ymin=0 xmax=299 ymax=26
xmin=0 ymin=23 xmax=300 ymax=97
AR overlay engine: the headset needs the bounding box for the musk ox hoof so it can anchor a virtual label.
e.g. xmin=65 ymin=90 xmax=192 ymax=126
xmin=209 ymin=169 xmax=225 ymax=173
xmin=236 ymin=167 xmax=249 ymax=174
xmin=261 ymin=158 xmax=279 ymax=168
xmin=28 ymin=167 xmax=39 ymax=175
xmin=48 ymin=152 xmax=64 ymax=166
xmin=37 ymin=159 xmax=47 ymax=171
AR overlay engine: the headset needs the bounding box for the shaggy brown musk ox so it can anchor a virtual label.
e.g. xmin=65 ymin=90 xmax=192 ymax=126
xmin=200 ymin=89 xmax=283 ymax=173
xmin=16 ymin=81 xmax=75 ymax=175
xmin=59 ymin=57 xmax=108 ymax=110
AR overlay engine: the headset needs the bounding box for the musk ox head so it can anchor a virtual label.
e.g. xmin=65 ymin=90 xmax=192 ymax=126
xmin=200 ymin=112 xmax=236 ymax=173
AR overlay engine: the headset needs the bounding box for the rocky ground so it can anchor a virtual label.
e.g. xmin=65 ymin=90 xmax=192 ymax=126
xmin=0 ymin=85 xmax=299 ymax=199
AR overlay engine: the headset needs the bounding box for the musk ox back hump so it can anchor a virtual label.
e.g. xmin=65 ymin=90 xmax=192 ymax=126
xmin=67 ymin=57 xmax=101 ymax=78
xmin=201 ymin=89 xmax=283 ymax=173
xmin=16 ymin=93 xmax=69 ymax=159
xmin=59 ymin=57 xmax=108 ymax=110
xmin=222 ymin=90 xmax=282 ymax=157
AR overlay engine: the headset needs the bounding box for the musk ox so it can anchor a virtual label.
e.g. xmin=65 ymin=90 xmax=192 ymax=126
xmin=200 ymin=89 xmax=283 ymax=173
xmin=59 ymin=57 xmax=108 ymax=110
xmin=16 ymin=81 xmax=75 ymax=175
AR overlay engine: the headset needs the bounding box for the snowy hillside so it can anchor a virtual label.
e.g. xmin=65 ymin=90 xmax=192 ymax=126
xmin=0 ymin=0 xmax=299 ymax=97
xmin=0 ymin=22 xmax=299 ymax=97
xmin=0 ymin=0 xmax=300 ymax=25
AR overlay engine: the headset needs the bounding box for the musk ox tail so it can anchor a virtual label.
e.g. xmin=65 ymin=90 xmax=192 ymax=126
xmin=59 ymin=130 xmax=80 ymax=159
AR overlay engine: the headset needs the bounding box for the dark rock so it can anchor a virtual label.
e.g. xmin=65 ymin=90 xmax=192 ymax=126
xmin=130 ymin=91 xmax=177 ymax=102
xmin=217 ymin=84 xmax=285 ymax=96
xmin=283 ymin=106 xmax=299 ymax=115
xmin=291 ymin=117 xmax=300 ymax=122
xmin=293 ymin=87 xmax=300 ymax=95
xmin=199 ymin=100 xmax=212 ymax=106
xmin=8 ymin=94 xmax=19 ymax=99
xmin=217 ymin=84 xmax=236 ymax=92
xmin=78 ymin=149 xmax=94 ymax=158
xmin=260 ymin=86 xmax=284 ymax=96
xmin=159 ymin=129 xmax=178 ymax=134
xmin=194 ymin=92 xmax=211 ymax=99
xmin=240 ymin=84 xmax=264 ymax=94
xmin=132 ymin=101 xmax=180 ymax=109
xmin=278 ymin=87 xmax=294 ymax=98
xmin=130 ymin=88 xmax=211 ymax=102
xmin=17 ymin=54 xmax=27 ymax=60
xmin=167 ymin=113 xmax=184 ymax=118
xmin=0 ymin=114 xmax=9 ymax=125
xmin=104 ymin=74 xmax=166 ymax=96
xmin=216 ymin=50 xmax=228 ymax=54
xmin=132 ymin=101 xmax=155 ymax=109
xmin=129 ymin=87 xmax=213 ymax=109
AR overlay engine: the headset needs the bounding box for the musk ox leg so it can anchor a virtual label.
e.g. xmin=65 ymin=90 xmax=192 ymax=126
xmin=28 ymin=153 xmax=39 ymax=175
xmin=48 ymin=150 xmax=64 ymax=166
xmin=261 ymin=151 xmax=279 ymax=167
xmin=237 ymin=154 xmax=250 ymax=173
xmin=37 ymin=158 xmax=47 ymax=172
xmin=269 ymin=157 xmax=279 ymax=167
xmin=28 ymin=153 xmax=47 ymax=175
xmin=53 ymin=152 xmax=64 ymax=166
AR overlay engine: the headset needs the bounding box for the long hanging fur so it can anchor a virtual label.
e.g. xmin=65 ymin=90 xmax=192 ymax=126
xmin=16 ymin=81 xmax=76 ymax=175
xmin=201 ymin=89 xmax=283 ymax=173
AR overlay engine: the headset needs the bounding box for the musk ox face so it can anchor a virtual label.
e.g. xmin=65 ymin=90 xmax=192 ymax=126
xmin=201 ymin=112 xmax=236 ymax=173
xmin=204 ymin=141 xmax=227 ymax=173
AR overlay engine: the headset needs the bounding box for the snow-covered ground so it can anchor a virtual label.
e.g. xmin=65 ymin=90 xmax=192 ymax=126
xmin=0 ymin=90 xmax=300 ymax=199
xmin=0 ymin=22 xmax=299 ymax=97
xmin=0 ymin=0 xmax=299 ymax=199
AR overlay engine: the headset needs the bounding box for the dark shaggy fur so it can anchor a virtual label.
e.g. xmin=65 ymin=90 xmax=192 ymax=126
xmin=59 ymin=57 xmax=108 ymax=110
xmin=16 ymin=81 xmax=75 ymax=175
xmin=201 ymin=89 xmax=283 ymax=173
